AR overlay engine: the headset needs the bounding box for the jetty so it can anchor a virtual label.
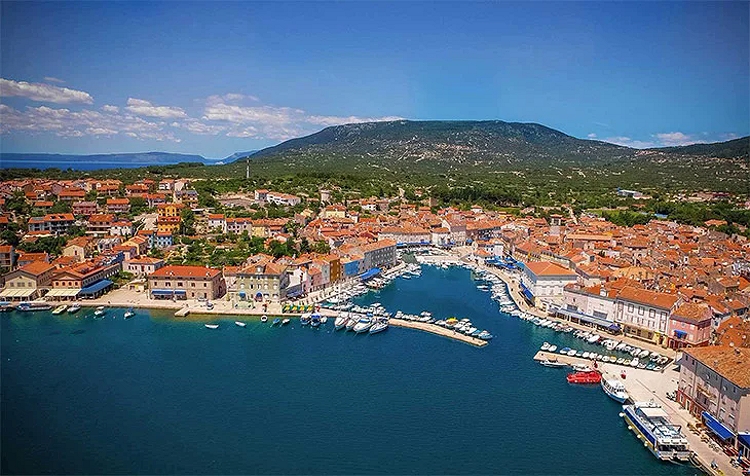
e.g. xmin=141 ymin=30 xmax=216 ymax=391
xmin=389 ymin=318 xmax=488 ymax=347
xmin=174 ymin=307 xmax=190 ymax=317
xmin=533 ymin=350 xmax=591 ymax=367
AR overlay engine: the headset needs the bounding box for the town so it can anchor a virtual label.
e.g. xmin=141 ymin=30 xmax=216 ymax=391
xmin=0 ymin=174 xmax=749 ymax=471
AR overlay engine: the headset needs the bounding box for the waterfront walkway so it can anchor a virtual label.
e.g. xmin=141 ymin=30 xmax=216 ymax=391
xmin=389 ymin=318 xmax=488 ymax=347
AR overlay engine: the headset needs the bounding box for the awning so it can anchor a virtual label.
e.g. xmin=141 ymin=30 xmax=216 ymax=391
xmin=0 ymin=288 xmax=37 ymax=298
xmin=359 ymin=268 xmax=381 ymax=281
xmin=522 ymin=288 xmax=534 ymax=301
xmin=556 ymin=307 xmax=618 ymax=330
xmin=674 ymin=330 xmax=687 ymax=338
xmin=45 ymin=288 xmax=81 ymax=297
xmin=174 ymin=290 xmax=186 ymax=295
xmin=738 ymin=433 xmax=750 ymax=449
xmin=702 ymin=412 xmax=734 ymax=441
xmin=79 ymin=279 xmax=113 ymax=295
xmin=151 ymin=289 xmax=174 ymax=296
xmin=286 ymin=288 xmax=303 ymax=298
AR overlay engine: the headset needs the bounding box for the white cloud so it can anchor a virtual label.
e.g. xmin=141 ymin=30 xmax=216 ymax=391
xmin=654 ymin=131 xmax=703 ymax=147
xmin=101 ymin=105 xmax=120 ymax=113
xmin=603 ymin=136 xmax=656 ymax=149
xmin=173 ymin=119 xmax=226 ymax=136
xmin=125 ymin=97 xmax=187 ymax=119
xmin=587 ymin=133 xmax=597 ymax=139
xmin=43 ymin=77 xmax=65 ymax=84
xmin=0 ymin=78 xmax=94 ymax=104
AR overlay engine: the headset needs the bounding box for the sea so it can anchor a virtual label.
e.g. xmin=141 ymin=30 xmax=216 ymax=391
xmin=1 ymin=265 xmax=701 ymax=475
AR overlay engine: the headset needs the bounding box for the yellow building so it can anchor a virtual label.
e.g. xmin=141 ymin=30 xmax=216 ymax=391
xmin=157 ymin=203 xmax=184 ymax=218
xmin=157 ymin=216 xmax=181 ymax=234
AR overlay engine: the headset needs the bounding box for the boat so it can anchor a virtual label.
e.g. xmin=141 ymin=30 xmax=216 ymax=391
xmin=566 ymin=370 xmax=602 ymax=384
xmin=541 ymin=342 xmax=551 ymax=351
xmin=548 ymin=345 xmax=558 ymax=352
xmin=335 ymin=314 xmax=349 ymax=330
xmin=205 ymin=324 xmax=219 ymax=329
xmin=539 ymin=359 xmax=568 ymax=368
xmin=601 ymin=378 xmax=630 ymax=403
xmin=311 ymin=313 xmax=321 ymax=327
xmin=0 ymin=301 xmax=15 ymax=312
xmin=629 ymin=358 xmax=640 ymax=367
xmin=16 ymin=301 xmax=52 ymax=312
xmin=94 ymin=306 xmax=106 ymax=316
xmin=369 ymin=321 xmax=388 ymax=334
xmin=571 ymin=363 xmax=591 ymax=372
xmin=621 ymin=401 xmax=691 ymax=461
xmin=281 ymin=318 xmax=290 ymax=326
xmin=260 ymin=315 xmax=268 ymax=323
xmin=477 ymin=331 xmax=493 ymax=341
xmin=272 ymin=318 xmax=281 ymax=326
xmin=345 ymin=317 xmax=357 ymax=331
xmin=235 ymin=321 xmax=247 ymax=327
xmin=50 ymin=304 xmax=68 ymax=315
xmin=124 ymin=308 xmax=136 ymax=319
xmin=353 ymin=317 xmax=373 ymax=334
xmin=300 ymin=313 xmax=311 ymax=325
xmin=320 ymin=316 xmax=328 ymax=324
xmin=67 ymin=303 xmax=81 ymax=314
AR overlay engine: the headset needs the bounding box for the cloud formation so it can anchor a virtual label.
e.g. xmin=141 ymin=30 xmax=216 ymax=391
xmin=43 ymin=77 xmax=65 ymax=84
xmin=602 ymin=131 xmax=711 ymax=149
xmin=0 ymin=78 xmax=94 ymax=104
xmin=125 ymin=98 xmax=187 ymax=119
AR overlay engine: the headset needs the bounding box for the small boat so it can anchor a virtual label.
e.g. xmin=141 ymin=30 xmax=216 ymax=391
xmin=300 ymin=313 xmax=311 ymax=326
xmin=335 ymin=314 xmax=349 ymax=330
xmin=94 ymin=306 xmax=106 ymax=317
xmin=320 ymin=316 xmax=328 ymax=324
xmin=478 ymin=331 xmax=493 ymax=341
xmin=345 ymin=317 xmax=357 ymax=331
xmin=540 ymin=359 xmax=568 ymax=368
xmin=0 ymin=301 xmax=15 ymax=312
xmin=281 ymin=318 xmax=290 ymax=326
xmin=541 ymin=342 xmax=551 ymax=351
xmin=272 ymin=318 xmax=281 ymax=326
xmin=311 ymin=313 xmax=322 ymax=327
xmin=629 ymin=358 xmax=639 ymax=367
xmin=52 ymin=304 xmax=68 ymax=315
xmin=260 ymin=315 xmax=268 ymax=323
xmin=353 ymin=317 xmax=373 ymax=334
xmin=548 ymin=345 xmax=558 ymax=352
xmin=369 ymin=321 xmax=388 ymax=334
xmin=571 ymin=363 xmax=591 ymax=372
xmin=16 ymin=301 xmax=52 ymax=312
xmin=124 ymin=308 xmax=136 ymax=319
xmin=205 ymin=324 xmax=219 ymax=329
xmin=601 ymin=378 xmax=630 ymax=403
xmin=235 ymin=321 xmax=247 ymax=327
xmin=567 ymin=370 xmax=602 ymax=384
xmin=68 ymin=303 xmax=81 ymax=314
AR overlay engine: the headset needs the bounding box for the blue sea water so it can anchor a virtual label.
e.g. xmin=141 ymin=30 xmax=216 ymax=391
xmin=1 ymin=266 xmax=700 ymax=475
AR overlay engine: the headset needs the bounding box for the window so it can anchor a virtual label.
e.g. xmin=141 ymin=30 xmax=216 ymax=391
xmin=191 ymin=283 xmax=195 ymax=287
xmin=204 ymin=283 xmax=207 ymax=287
xmin=638 ymin=306 xmax=644 ymax=316
xmin=628 ymin=304 xmax=633 ymax=312
xmin=649 ymin=309 xmax=655 ymax=318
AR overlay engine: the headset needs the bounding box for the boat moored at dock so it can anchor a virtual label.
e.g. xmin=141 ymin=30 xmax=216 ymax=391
xmin=601 ymin=378 xmax=630 ymax=403
xmin=16 ymin=301 xmax=52 ymax=312
xmin=52 ymin=304 xmax=68 ymax=315
xmin=67 ymin=303 xmax=81 ymax=314
xmin=621 ymin=401 xmax=691 ymax=462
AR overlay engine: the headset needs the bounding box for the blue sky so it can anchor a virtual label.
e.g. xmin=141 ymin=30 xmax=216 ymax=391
xmin=1 ymin=1 xmax=747 ymax=158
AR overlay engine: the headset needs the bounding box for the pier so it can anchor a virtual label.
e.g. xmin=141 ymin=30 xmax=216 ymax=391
xmin=174 ymin=307 xmax=190 ymax=317
xmin=533 ymin=350 xmax=591 ymax=367
xmin=388 ymin=318 xmax=489 ymax=347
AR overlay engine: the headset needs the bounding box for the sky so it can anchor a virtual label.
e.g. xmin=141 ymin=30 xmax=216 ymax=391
xmin=0 ymin=1 xmax=748 ymax=158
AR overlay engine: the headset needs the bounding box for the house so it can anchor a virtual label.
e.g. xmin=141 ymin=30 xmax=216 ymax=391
xmin=614 ymin=286 xmax=678 ymax=346
xmin=667 ymin=302 xmax=713 ymax=349
xmin=677 ymin=346 xmax=750 ymax=457
xmin=234 ymin=258 xmax=289 ymax=302
xmin=106 ymin=198 xmax=131 ymax=214
xmin=125 ymin=184 xmax=149 ymax=197
xmin=49 ymin=260 xmax=120 ymax=299
xmin=72 ymin=201 xmax=99 ymax=216
xmin=158 ymin=179 xmax=175 ymax=192
xmin=174 ymin=189 xmax=198 ymax=208
xmin=254 ymin=189 xmax=269 ymax=203
xmin=148 ymin=265 xmax=226 ymax=300
xmin=207 ymin=214 xmax=227 ymax=233
xmin=377 ymin=226 xmax=431 ymax=247
xmin=0 ymin=261 xmax=56 ymax=301
xmin=520 ymin=261 xmax=578 ymax=311
xmin=145 ymin=193 xmax=167 ymax=208
xmin=125 ymin=256 xmax=165 ymax=277
xmin=157 ymin=216 xmax=181 ymax=234
xmin=62 ymin=236 xmax=95 ymax=263
xmin=321 ymin=204 xmax=347 ymax=219
xmin=559 ymin=283 xmax=619 ymax=331
xmin=266 ymin=191 xmax=301 ymax=206
xmin=109 ymin=219 xmax=133 ymax=237
xmin=157 ymin=202 xmax=185 ymax=218
xmin=27 ymin=213 xmax=75 ymax=235
xmin=155 ymin=232 xmax=173 ymax=248
xmin=0 ymin=245 xmax=16 ymax=271
xmin=16 ymin=252 xmax=50 ymax=267
xmin=87 ymin=214 xmax=115 ymax=237
xmin=57 ymin=188 xmax=86 ymax=202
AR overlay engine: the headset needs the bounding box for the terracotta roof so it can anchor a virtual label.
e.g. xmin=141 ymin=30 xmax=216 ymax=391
xmin=617 ymin=286 xmax=678 ymax=310
xmin=524 ymin=261 xmax=576 ymax=277
xmin=671 ymin=302 xmax=712 ymax=323
xmin=683 ymin=346 xmax=750 ymax=389
xmin=18 ymin=261 xmax=55 ymax=276
xmin=150 ymin=265 xmax=221 ymax=279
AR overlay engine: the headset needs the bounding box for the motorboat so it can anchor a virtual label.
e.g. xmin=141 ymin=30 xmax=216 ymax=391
xmin=571 ymin=363 xmax=592 ymax=372
xmin=369 ymin=321 xmax=388 ymax=334
xmin=582 ymin=352 xmax=590 ymax=359
xmin=353 ymin=317 xmax=373 ymax=333
xmin=567 ymin=349 xmax=576 ymax=356
xmin=320 ymin=316 xmax=328 ymax=324
xmin=629 ymin=358 xmax=640 ymax=367
xmin=272 ymin=318 xmax=281 ymax=326
xmin=204 ymin=324 xmax=219 ymax=329
xmin=602 ymin=378 xmax=630 ymax=403
xmin=260 ymin=315 xmax=268 ymax=323
xmin=0 ymin=301 xmax=14 ymax=312
xmin=68 ymin=303 xmax=81 ymax=314
xmin=621 ymin=401 xmax=691 ymax=461
xmin=540 ymin=359 xmax=568 ymax=368
xmin=335 ymin=314 xmax=349 ymax=330
xmin=477 ymin=331 xmax=493 ymax=341
xmin=311 ymin=314 xmax=322 ymax=327
xmin=548 ymin=345 xmax=558 ymax=352
xmin=235 ymin=321 xmax=247 ymax=327
xmin=541 ymin=342 xmax=551 ymax=351
xmin=16 ymin=301 xmax=52 ymax=312
xmin=52 ymin=304 xmax=68 ymax=315
xmin=124 ymin=308 xmax=136 ymax=319
xmin=94 ymin=306 xmax=106 ymax=317
xmin=346 ymin=317 xmax=357 ymax=331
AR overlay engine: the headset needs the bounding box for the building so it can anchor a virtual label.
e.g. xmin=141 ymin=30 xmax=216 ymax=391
xmin=266 ymin=191 xmax=301 ymax=206
xmin=615 ymin=286 xmax=678 ymax=346
xmin=667 ymin=302 xmax=713 ymax=349
xmin=125 ymin=257 xmax=165 ymax=277
xmin=254 ymin=189 xmax=269 ymax=203
xmin=155 ymin=231 xmax=173 ymax=248
xmin=207 ymin=214 xmax=227 ymax=233
xmin=106 ymin=198 xmax=131 ymax=214
xmin=72 ymin=201 xmax=99 ymax=216
xmin=157 ymin=216 xmax=181 ymax=234
xmin=677 ymin=346 xmax=750 ymax=456
xmin=0 ymin=245 xmax=16 ymax=271
xmin=234 ymin=259 xmax=289 ymax=302
xmin=62 ymin=236 xmax=95 ymax=263
xmin=559 ymin=283 xmax=619 ymax=331
xmin=377 ymin=226 xmax=431 ymax=247
xmin=360 ymin=239 xmax=397 ymax=271
xmin=87 ymin=214 xmax=115 ymax=237
xmin=27 ymin=213 xmax=75 ymax=235
xmin=520 ymin=261 xmax=578 ymax=311
xmin=0 ymin=261 xmax=56 ymax=301
xmin=148 ymin=265 xmax=226 ymax=300
xmin=49 ymin=261 xmax=120 ymax=299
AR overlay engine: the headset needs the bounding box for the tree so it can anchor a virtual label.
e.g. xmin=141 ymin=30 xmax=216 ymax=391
xmin=312 ymin=240 xmax=330 ymax=254
xmin=180 ymin=208 xmax=196 ymax=235
xmin=85 ymin=190 xmax=98 ymax=201
xmin=49 ymin=201 xmax=72 ymax=213
xmin=0 ymin=229 xmax=19 ymax=246
xmin=129 ymin=197 xmax=148 ymax=216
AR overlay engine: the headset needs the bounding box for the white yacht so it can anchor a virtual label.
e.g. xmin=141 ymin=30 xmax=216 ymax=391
xmin=601 ymin=378 xmax=629 ymax=403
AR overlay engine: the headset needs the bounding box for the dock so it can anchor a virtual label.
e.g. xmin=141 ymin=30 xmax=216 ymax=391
xmin=389 ymin=318 xmax=488 ymax=347
xmin=174 ymin=307 xmax=190 ymax=317
xmin=533 ymin=350 xmax=591 ymax=367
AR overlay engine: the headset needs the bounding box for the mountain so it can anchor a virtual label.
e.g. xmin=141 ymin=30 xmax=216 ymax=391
xmin=245 ymin=120 xmax=634 ymax=174
xmin=650 ymin=137 xmax=749 ymax=159
xmin=0 ymin=152 xmax=212 ymax=171
xmin=221 ymin=150 xmax=258 ymax=162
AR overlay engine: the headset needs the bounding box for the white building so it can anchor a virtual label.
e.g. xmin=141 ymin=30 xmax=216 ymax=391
xmin=614 ymin=286 xmax=677 ymax=346
xmin=520 ymin=261 xmax=578 ymax=311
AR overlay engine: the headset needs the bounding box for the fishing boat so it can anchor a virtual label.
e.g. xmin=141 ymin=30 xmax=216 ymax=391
xmin=272 ymin=318 xmax=281 ymax=326
xmin=621 ymin=401 xmax=691 ymax=461
xmin=205 ymin=324 xmax=219 ymax=329
xmin=566 ymin=370 xmax=602 ymax=384
xmin=94 ymin=306 xmax=106 ymax=317
xmin=311 ymin=313 xmax=321 ymax=327
xmin=260 ymin=315 xmax=268 ymax=323
xmin=601 ymin=378 xmax=630 ymax=403
xmin=124 ymin=308 xmax=136 ymax=319
xmin=16 ymin=301 xmax=52 ymax=312
xmin=52 ymin=304 xmax=68 ymax=315
xmin=334 ymin=314 xmax=349 ymax=330
xmin=235 ymin=321 xmax=246 ymax=327
xmin=353 ymin=317 xmax=373 ymax=333
xmin=300 ymin=313 xmax=311 ymax=326
xmin=67 ymin=303 xmax=81 ymax=314
xmin=539 ymin=359 xmax=568 ymax=368
xmin=369 ymin=320 xmax=388 ymax=334
xmin=281 ymin=318 xmax=290 ymax=326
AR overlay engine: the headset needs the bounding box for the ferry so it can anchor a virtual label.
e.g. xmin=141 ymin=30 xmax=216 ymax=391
xmin=52 ymin=304 xmax=68 ymax=315
xmin=601 ymin=378 xmax=630 ymax=403
xmin=16 ymin=301 xmax=52 ymax=312
xmin=621 ymin=401 xmax=691 ymax=462
xmin=68 ymin=303 xmax=81 ymax=314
